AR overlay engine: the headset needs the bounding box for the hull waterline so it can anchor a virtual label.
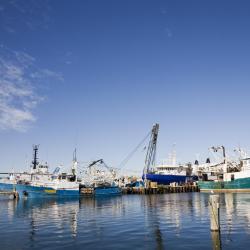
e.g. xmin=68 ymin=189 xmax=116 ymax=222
xmin=94 ymin=187 xmax=122 ymax=196
xmin=145 ymin=174 xmax=197 ymax=185
xmin=0 ymin=182 xmax=122 ymax=198
xmin=198 ymin=177 xmax=250 ymax=192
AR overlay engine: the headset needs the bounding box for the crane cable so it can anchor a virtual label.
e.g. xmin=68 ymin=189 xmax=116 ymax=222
xmin=117 ymin=130 xmax=151 ymax=170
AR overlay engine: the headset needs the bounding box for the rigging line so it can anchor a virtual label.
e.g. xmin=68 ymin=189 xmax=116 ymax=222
xmin=117 ymin=130 xmax=151 ymax=170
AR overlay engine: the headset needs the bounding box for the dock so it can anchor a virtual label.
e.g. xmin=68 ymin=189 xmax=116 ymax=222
xmin=0 ymin=184 xmax=199 ymax=199
xmin=0 ymin=190 xmax=19 ymax=199
xmin=122 ymin=184 xmax=199 ymax=195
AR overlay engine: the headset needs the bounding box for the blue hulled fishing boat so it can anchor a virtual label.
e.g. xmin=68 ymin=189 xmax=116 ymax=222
xmin=142 ymin=124 xmax=197 ymax=186
xmin=80 ymin=159 xmax=122 ymax=196
xmin=0 ymin=146 xmax=80 ymax=198
xmin=0 ymin=147 xmax=122 ymax=198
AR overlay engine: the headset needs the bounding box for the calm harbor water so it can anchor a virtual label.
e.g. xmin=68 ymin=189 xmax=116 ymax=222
xmin=0 ymin=193 xmax=250 ymax=250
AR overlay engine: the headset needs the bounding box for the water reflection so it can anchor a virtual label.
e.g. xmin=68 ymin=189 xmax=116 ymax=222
xmin=223 ymin=193 xmax=234 ymax=243
xmin=16 ymin=197 xmax=124 ymax=240
xmin=0 ymin=193 xmax=250 ymax=250
xmin=211 ymin=231 xmax=221 ymax=250
xmin=144 ymin=195 xmax=164 ymax=250
xmin=10 ymin=198 xmax=81 ymax=239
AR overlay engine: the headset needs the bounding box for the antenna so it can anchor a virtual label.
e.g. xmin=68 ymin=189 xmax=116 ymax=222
xmin=73 ymin=148 xmax=77 ymax=162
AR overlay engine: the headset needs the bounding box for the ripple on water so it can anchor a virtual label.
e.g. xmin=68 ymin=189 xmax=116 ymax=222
xmin=0 ymin=193 xmax=250 ymax=249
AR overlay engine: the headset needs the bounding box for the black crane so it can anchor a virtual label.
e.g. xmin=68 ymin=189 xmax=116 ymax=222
xmin=88 ymin=159 xmax=104 ymax=168
xmin=143 ymin=123 xmax=159 ymax=186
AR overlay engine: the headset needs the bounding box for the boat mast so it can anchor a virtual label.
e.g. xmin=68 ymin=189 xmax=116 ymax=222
xmin=211 ymin=145 xmax=227 ymax=173
xmin=143 ymin=123 xmax=159 ymax=187
xmin=32 ymin=145 xmax=39 ymax=170
xmin=72 ymin=148 xmax=77 ymax=180
xmin=171 ymin=143 xmax=176 ymax=166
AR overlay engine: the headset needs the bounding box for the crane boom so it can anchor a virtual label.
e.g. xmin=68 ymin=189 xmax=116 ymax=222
xmin=143 ymin=123 xmax=159 ymax=186
xmin=88 ymin=159 xmax=104 ymax=168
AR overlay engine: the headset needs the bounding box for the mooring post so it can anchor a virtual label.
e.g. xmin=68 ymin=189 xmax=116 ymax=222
xmin=209 ymin=194 xmax=220 ymax=231
xmin=13 ymin=191 xmax=19 ymax=199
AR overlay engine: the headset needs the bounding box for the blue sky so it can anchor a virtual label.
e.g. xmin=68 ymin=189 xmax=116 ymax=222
xmin=0 ymin=0 xmax=250 ymax=174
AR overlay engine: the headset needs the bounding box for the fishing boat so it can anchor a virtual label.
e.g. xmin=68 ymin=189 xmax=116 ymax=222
xmin=0 ymin=173 xmax=16 ymax=191
xmin=1 ymin=146 xmax=122 ymax=198
xmin=0 ymin=146 xmax=80 ymax=198
xmin=197 ymin=146 xmax=250 ymax=192
xmin=145 ymin=162 xmax=197 ymax=185
xmin=13 ymin=180 xmax=79 ymax=198
xmin=80 ymin=159 xmax=122 ymax=196
xmin=143 ymin=124 xmax=197 ymax=186
xmin=94 ymin=182 xmax=122 ymax=196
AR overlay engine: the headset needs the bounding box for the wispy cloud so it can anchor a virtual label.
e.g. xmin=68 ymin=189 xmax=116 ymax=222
xmin=0 ymin=0 xmax=51 ymax=33
xmin=0 ymin=46 xmax=62 ymax=132
xmin=164 ymin=27 xmax=173 ymax=38
xmin=30 ymin=69 xmax=63 ymax=82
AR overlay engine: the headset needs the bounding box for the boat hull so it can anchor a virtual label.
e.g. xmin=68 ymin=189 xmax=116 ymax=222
xmin=0 ymin=182 xmax=80 ymax=198
xmin=0 ymin=182 xmax=122 ymax=197
xmin=94 ymin=187 xmax=122 ymax=196
xmin=0 ymin=182 xmax=15 ymax=191
xmin=198 ymin=177 xmax=250 ymax=192
xmin=145 ymin=174 xmax=197 ymax=185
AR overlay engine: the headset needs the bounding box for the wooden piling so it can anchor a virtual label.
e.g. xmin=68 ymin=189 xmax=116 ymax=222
xmin=209 ymin=195 xmax=220 ymax=231
xmin=13 ymin=191 xmax=19 ymax=199
xmin=0 ymin=190 xmax=19 ymax=199
xmin=121 ymin=183 xmax=199 ymax=195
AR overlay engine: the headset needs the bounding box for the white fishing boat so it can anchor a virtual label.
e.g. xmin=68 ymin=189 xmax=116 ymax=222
xmin=0 ymin=146 xmax=80 ymax=198
xmin=197 ymin=146 xmax=250 ymax=192
xmin=143 ymin=124 xmax=197 ymax=185
xmin=80 ymin=159 xmax=122 ymax=196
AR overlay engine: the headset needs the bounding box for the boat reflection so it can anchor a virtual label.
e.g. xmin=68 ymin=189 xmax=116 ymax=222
xmin=10 ymin=196 xmax=124 ymax=239
xmin=2 ymin=192 xmax=250 ymax=249
xmin=9 ymin=198 xmax=81 ymax=239
xmin=144 ymin=195 xmax=164 ymax=250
